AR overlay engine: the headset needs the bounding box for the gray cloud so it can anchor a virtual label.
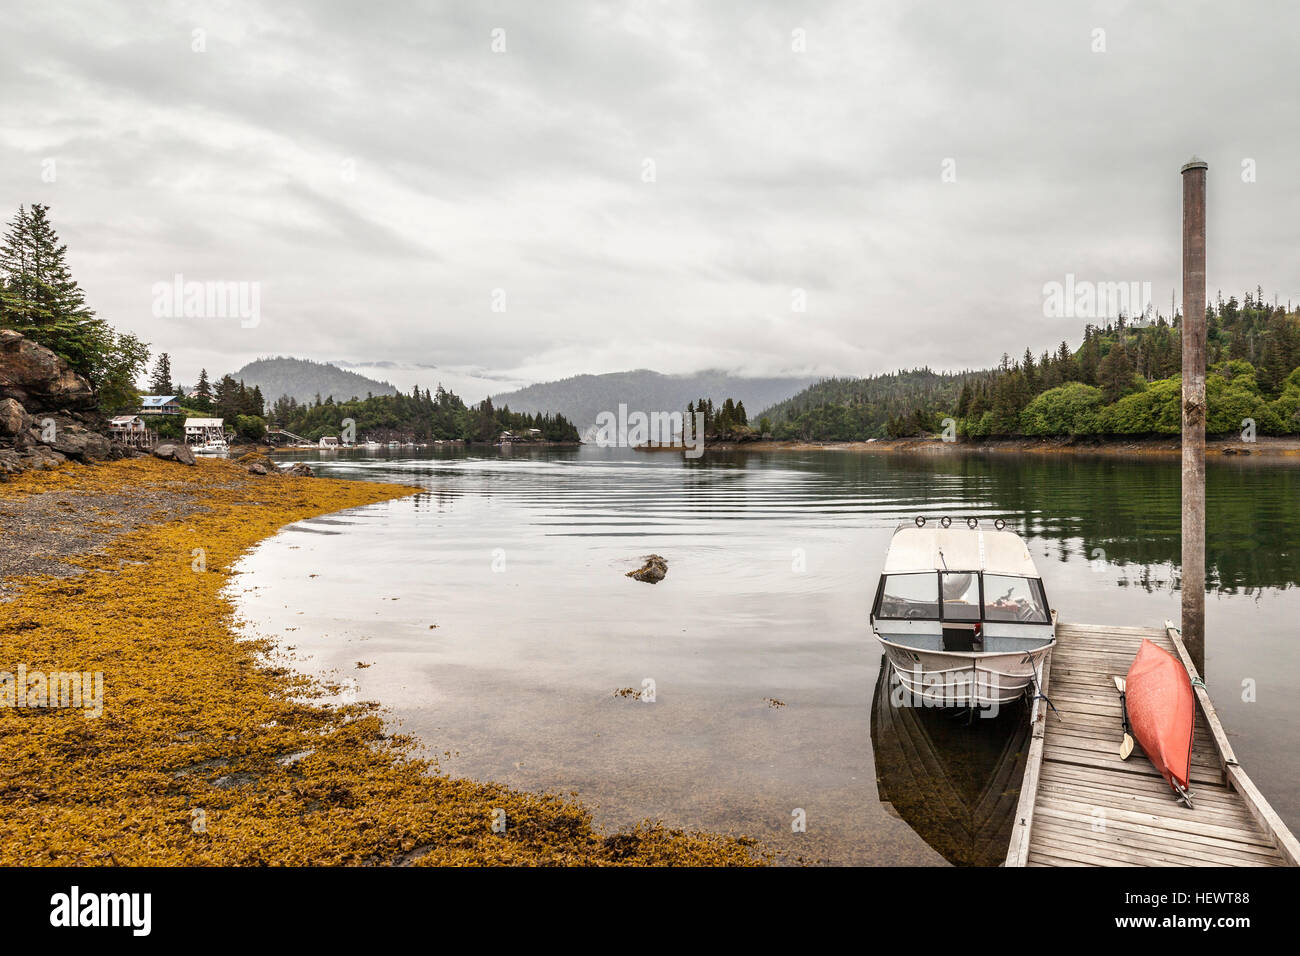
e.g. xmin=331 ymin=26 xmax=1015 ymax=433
xmin=1 ymin=0 xmax=1297 ymax=399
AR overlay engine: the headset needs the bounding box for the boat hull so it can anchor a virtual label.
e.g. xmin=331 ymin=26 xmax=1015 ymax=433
xmin=1125 ymin=638 xmax=1195 ymax=795
xmin=878 ymin=638 xmax=1051 ymax=709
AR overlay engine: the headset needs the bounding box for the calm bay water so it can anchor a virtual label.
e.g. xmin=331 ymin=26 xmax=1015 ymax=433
xmin=231 ymin=446 xmax=1300 ymax=865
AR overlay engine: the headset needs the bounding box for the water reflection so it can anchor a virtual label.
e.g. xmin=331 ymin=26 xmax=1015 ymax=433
xmin=870 ymin=659 xmax=1029 ymax=866
xmin=243 ymin=445 xmax=1300 ymax=861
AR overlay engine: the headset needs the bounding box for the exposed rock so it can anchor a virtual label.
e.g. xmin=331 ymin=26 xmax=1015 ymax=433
xmin=0 ymin=329 xmax=95 ymax=410
xmin=46 ymin=417 xmax=113 ymax=462
xmin=153 ymin=442 xmax=197 ymax=466
xmin=237 ymin=451 xmax=278 ymax=469
xmin=0 ymin=397 xmax=26 ymax=435
xmin=285 ymin=462 xmax=314 ymax=477
xmin=626 ymin=554 xmax=668 ymax=584
xmin=247 ymin=462 xmax=270 ymax=476
xmin=0 ymin=331 xmax=122 ymax=477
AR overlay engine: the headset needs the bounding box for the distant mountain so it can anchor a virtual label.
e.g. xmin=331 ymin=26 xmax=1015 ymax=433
xmin=230 ymin=357 xmax=400 ymax=404
xmin=490 ymin=369 xmax=819 ymax=431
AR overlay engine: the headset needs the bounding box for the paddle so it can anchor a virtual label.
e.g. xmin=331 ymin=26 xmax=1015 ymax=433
xmin=1113 ymin=675 xmax=1135 ymax=760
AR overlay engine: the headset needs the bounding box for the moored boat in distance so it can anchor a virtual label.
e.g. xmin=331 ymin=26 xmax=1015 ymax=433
xmin=870 ymin=517 xmax=1055 ymax=713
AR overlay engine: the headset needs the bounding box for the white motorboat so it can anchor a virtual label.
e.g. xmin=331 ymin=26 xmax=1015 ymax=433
xmin=189 ymin=439 xmax=228 ymax=455
xmin=870 ymin=517 xmax=1055 ymax=712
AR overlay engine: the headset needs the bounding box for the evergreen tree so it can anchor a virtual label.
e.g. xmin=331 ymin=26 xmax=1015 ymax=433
xmin=1097 ymin=342 xmax=1137 ymax=403
xmin=0 ymin=203 xmax=149 ymax=412
xmin=148 ymin=352 xmax=174 ymax=395
xmin=1078 ymin=326 xmax=1101 ymax=385
xmin=214 ymin=374 xmax=240 ymax=418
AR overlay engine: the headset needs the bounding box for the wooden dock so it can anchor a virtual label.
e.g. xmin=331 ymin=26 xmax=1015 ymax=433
xmin=1006 ymin=621 xmax=1300 ymax=867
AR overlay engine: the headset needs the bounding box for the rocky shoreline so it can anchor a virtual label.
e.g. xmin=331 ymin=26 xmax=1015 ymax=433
xmin=0 ymin=329 xmax=133 ymax=475
xmin=0 ymin=457 xmax=760 ymax=865
xmin=706 ymin=434 xmax=1300 ymax=460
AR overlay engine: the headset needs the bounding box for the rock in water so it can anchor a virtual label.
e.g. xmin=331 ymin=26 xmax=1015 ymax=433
xmin=286 ymin=462 xmax=314 ymax=477
xmin=626 ymin=554 xmax=668 ymax=583
xmin=153 ymin=442 xmax=197 ymax=466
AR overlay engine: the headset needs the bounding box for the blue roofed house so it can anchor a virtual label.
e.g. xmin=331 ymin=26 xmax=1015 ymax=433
xmin=138 ymin=395 xmax=182 ymax=416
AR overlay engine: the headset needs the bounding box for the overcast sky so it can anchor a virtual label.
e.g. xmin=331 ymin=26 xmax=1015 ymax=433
xmin=2 ymin=1 xmax=1298 ymax=399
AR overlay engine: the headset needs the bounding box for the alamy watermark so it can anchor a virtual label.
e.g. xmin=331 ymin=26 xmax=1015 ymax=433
xmin=889 ymin=664 xmax=1003 ymax=717
xmin=1 ymin=665 xmax=103 ymax=719
xmin=1043 ymin=273 xmax=1152 ymax=320
xmin=151 ymin=273 xmax=261 ymax=328
xmin=592 ymin=404 xmax=706 ymax=459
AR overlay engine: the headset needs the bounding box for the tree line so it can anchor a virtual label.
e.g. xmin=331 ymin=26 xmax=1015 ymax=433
xmin=763 ymin=296 xmax=1300 ymax=440
xmin=275 ymin=389 xmax=581 ymax=443
xmin=0 ymin=204 xmax=148 ymax=413
xmin=0 ymin=203 xmax=579 ymax=446
xmin=686 ymin=396 xmax=754 ymax=438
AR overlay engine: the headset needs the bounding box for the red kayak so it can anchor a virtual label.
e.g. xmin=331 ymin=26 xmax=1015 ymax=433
xmin=1125 ymin=639 xmax=1195 ymax=801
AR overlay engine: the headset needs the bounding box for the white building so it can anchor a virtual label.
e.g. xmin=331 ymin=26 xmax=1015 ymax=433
xmin=185 ymin=417 xmax=226 ymax=446
xmin=110 ymin=415 xmax=150 ymax=448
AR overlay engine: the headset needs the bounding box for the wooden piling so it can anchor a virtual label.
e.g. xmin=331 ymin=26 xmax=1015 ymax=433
xmin=1181 ymin=158 xmax=1208 ymax=672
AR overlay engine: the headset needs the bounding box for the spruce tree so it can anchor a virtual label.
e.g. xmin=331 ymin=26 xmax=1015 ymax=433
xmin=0 ymin=203 xmax=149 ymax=411
xmin=149 ymin=353 xmax=174 ymax=395
xmin=0 ymin=203 xmax=102 ymax=375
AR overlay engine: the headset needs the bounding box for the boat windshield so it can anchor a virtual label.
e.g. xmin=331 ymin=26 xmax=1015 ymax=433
xmin=941 ymin=572 xmax=981 ymax=620
xmin=877 ymin=573 xmax=939 ymax=619
xmin=876 ymin=571 xmax=1050 ymax=624
xmin=983 ymin=574 xmax=1050 ymax=623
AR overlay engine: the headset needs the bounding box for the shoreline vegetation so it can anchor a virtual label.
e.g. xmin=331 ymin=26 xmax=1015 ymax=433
xmin=757 ymin=297 xmax=1300 ymax=444
xmin=0 ymin=458 xmax=759 ymax=866
xmin=704 ymin=434 xmax=1300 ymax=460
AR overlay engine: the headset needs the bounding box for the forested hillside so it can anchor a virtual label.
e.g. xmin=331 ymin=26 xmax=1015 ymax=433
xmin=267 ymin=388 xmax=580 ymax=444
xmin=232 ymin=356 xmax=399 ymax=404
xmin=763 ymin=291 xmax=1300 ymax=440
xmin=759 ymin=369 xmax=987 ymax=440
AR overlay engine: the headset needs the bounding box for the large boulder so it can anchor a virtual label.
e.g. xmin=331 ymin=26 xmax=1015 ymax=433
xmin=45 ymin=416 xmax=113 ymax=462
xmin=153 ymin=442 xmax=197 ymax=466
xmin=285 ymin=462 xmax=314 ymax=477
xmin=0 ymin=329 xmax=95 ymax=410
xmin=0 ymin=397 xmax=26 ymax=436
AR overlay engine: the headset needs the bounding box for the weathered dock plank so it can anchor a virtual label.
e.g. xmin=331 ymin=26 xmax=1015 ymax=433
xmin=1005 ymin=621 xmax=1298 ymax=867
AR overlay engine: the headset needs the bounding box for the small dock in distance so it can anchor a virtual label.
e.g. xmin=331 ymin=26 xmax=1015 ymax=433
xmin=1006 ymin=621 xmax=1300 ymax=867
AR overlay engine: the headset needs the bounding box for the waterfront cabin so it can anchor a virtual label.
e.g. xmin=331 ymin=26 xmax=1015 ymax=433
xmin=109 ymin=415 xmax=151 ymax=448
xmin=138 ymin=395 xmax=181 ymax=416
xmin=185 ymin=417 xmax=226 ymax=446
xmin=319 ymin=435 xmax=340 ymax=448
